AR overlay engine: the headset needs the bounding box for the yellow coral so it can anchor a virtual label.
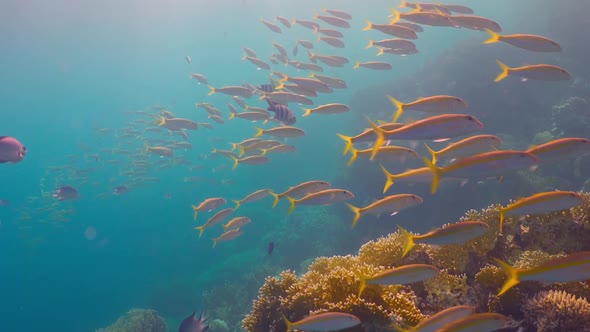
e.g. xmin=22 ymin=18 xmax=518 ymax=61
xmin=423 ymin=270 xmax=469 ymax=311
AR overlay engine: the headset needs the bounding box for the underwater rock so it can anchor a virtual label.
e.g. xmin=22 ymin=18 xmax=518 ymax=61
xmin=523 ymin=290 xmax=590 ymax=332
xmin=96 ymin=308 xmax=167 ymax=332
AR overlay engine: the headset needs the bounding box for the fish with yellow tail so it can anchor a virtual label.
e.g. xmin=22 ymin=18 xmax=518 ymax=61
xmin=194 ymin=208 xmax=234 ymax=238
xmin=424 ymin=134 xmax=502 ymax=165
xmin=437 ymin=313 xmax=508 ymax=332
xmin=391 ymin=305 xmax=474 ymax=332
xmin=357 ymin=264 xmax=439 ymax=297
xmin=302 ymin=103 xmax=350 ymax=117
xmin=398 ymin=221 xmax=489 ymax=257
xmin=230 ymin=155 xmax=270 ymax=170
xmin=286 ymin=189 xmax=353 ymax=214
xmin=254 ymin=126 xmax=305 ymax=138
xmin=494 ymin=251 xmax=590 ymax=296
xmin=336 ymin=122 xmax=404 ymax=156
xmin=423 ymin=150 xmax=539 ymax=194
xmin=387 ymin=95 xmax=467 ymax=123
xmin=232 ymin=189 xmax=273 ymax=210
xmin=207 ymin=85 xmax=253 ymax=98
xmin=191 ymin=197 xmax=226 ymax=221
xmin=212 ymin=228 xmax=242 ymax=248
xmin=494 ymin=60 xmax=571 ymax=82
xmin=270 ymin=180 xmax=330 ymax=208
xmin=367 ymin=114 xmax=483 ymax=160
xmin=346 ymin=194 xmax=423 ymax=228
xmin=222 ymin=217 xmax=250 ymax=231
xmin=483 ymin=28 xmax=561 ymax=52
xmin=362 ymin=20 xmax=418 ymax=39
xmin=347 ymin=145 xmax=418 ymax=167
xmin=497 ymin=191 xmax=584 ymax=233
xmin=526 ymin=137 xmax=590 ymax=163
xmin=380 ymin=166 xmax=439 ymax=193
xmin=282 ymin=312 xmax=360 ymax=332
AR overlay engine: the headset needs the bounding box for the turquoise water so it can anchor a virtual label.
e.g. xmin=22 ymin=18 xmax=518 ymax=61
xmin=1 ymin=0 xmax=588 ymax=331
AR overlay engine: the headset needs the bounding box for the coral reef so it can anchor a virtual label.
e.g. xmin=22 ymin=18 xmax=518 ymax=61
xmin=96 ymin=308 xmax=167 ymax=332
xmin=243 ymin=193 xmax=590 ymax=331
xmin=523 ymin=290 xmax=590 ymax=332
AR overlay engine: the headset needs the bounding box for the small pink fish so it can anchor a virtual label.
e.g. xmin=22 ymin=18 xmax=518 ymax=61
xmin=0 ymin=136 xmax=26 ymax=163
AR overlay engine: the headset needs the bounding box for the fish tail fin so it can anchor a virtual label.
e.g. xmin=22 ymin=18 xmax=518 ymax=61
xmin=207 ymin=85 xmax=216 ymax=96
xmin=423 ymin=157 xmax=443 ymax=194
xmin=275 ymin=82 xmax=284 ymax=90
xmin=238 ymin=145 xmax=245 ymax=157
xmin=494 ymin=60 xmax=510 ymax=82
xmin=286 ymin=196 xmax=296 ymax=214
xmin=498 ymin=205 xmax=506 ymax=234
xmin=366 ymin=117 xmax=385 ymax=160
xmin=254 ymin=127 xmax=264 ymax=137
xmin=193 ymin=225 xmax=205 ymax=238
xmin=380 ymin=164 xmax=396 ymax=193
xmin=156 ymin=116 xmax=166 ymax=126
xmin=271 ymin=192 xmax=280 ymax=208
xmin=483 ymin=28 xmax=500 ymax=44
xmin=363 ymin=20 xmax=373 ymax=31
xmin=424 ymin=143 xmax=438 ymax=165
xmin=389 ymin=9 xmax=401 ymax=24
xmin=211 ymin=148 xmax=217 ymax=154
xmin=313 ymin=11 xmax=319 ymax=19
xmin=336 ymin=133 xmax=353 ymax=155
xmin=308 ymin=72 xmax=315 ymax=78
xmin=241 ymin=54 xmax=247 ymax=60
xmin=494 ymin=258 xmax=520 ymax=296
xmin=376 ymin=47 xmax=384 ymax=56
xmin=353 ymin=61 xmax=361 ymax=69
xmin=233 ymin=200 xmax=241 ymax=210
xmin=260 ymin=149 xmax=268 ymax=156
xmin=231 ymin=156 xmax=239 ymax=170
xmin=144 ymin=142 xmax=150 ymax=154
xmin=212 ymin=238 xmax=218 ymax=248
xmin=365 ymin=40 xmax=374 ymax=49
xmin=399 ymin=0 xmax=408 ymax=8
xmin=191 ymin=205 xmax=199 ymax=221
xmin=228 ymin=112 xmax=236 ymax=120
xmin=387 ymin=95 xmax=405 ymax=122
xmin=357 ymin=273 xmax=368 ymax=297
xmin=317 ymin=34 xmax=321 ymax=42
xmin=281 ymin=314 xmax=293 ymax=332
xmin=302 ymin=108 xmax=312 ymax=117
xmin=397 ymin=225 xmax=415 ymax=257
xmin=347 ymin=146 xmax=359 ymax=167
xmin=347 ymin=203 xmax=362 ymax=228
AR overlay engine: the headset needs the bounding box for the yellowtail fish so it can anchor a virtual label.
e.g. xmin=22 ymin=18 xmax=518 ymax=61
xmin=398 ymin=221 xmax=490 ymax=257
xmin=191 ymin=198 xmax=227 ymax=221
xmin=230 ymin=155 xmax=270 ymax=170
xmin=392 ymin=305 xmax=474 ymax=332
xmin=282 ymin=312 xmax=360 ymax=332
xmin=367 ymin=115 xmax=484 ymax=160
xmin=233 ymin=189 xmax=273 ymax=209
xmin=271 ymin=180 xmax=331 ymax=208
xmin=211 ymin=149 xmax=237 ymax=160
xmin=260 ymin=18 xmax=282 ymax=33
xmin=366 ymin=38 xmax=416 ymax=50
xmin=398 ymin=0 xmax=451 ymax=14
xmin=313 ymin=12 xmax=350 ymax=29
xmin=494 ymin=251 xmax=590 ymax=295
xmin=322 ymin=8 xmax=352 ymax=20
xmin=387 ymin=95 xmax=467 ymax=122
xmin=336 ymin=122 xmax=405 ymax=155
xmin=308 ymin=73 xmax=347 ymax=89
xmin=483 ymin=28 xmax=561 ymax=52
xmin=194 ymin=208 xmax=234 ymax=237
xmin=228 ymin=112 xmax=269 ymax=122
xmin=242 ymin=55 xmax=270 ymax=70
xmin=222 ymin=217 xmax=251 ymax=231
xmin=145 ymin=145 xmax=174 ymax=157
xmin=347 ymin=146 xmax=418 ymax=166
xmin=261 ymin=144 xmax=296 ymax=155
xmin=212 ymin=228 xmax=242 ymax=248
xmin=444 ymin=4 xmax=474 ymax=14
xmin=494 ymin=60 xmax=571 ymax=82
xmin=286 ymin=189 xmax=354 ymax=214
xmin=526 ymin=137 xmax=590 ymax=162
xmin=347 ymin=193 xmax=423 ymax=227
xmin=302 ymin=103 xmax=350 ymax=117
xmin=437 ymin=313 xmax=507 ymax=332
xmin=380 ymin=166 xmax=438 ymax=193
xmin=389 ymin=8 xmax=454 ymax=27
xmin=424 ymin=134 xmax=502 ymax=165
xmin=358 ymin=264 xmax=439 ymax=297
xmin=207 ymin=85 xmax=253 ymax=98
xmin=254 ymin=126 xmax=305 ymax=138
xmin=498 ymin=191 xmax=584 ymax=233
xmin=238 ymin=140 xmax=281 ymax=157
xmin=363 ymin=20 xmax=418 ymax=39
xmin=353 ymin=61 xmax=392 ymax=70
xmin=318 ymin=35 xmax=346 ymax=48
xmin=156 ymin=117 xmax=199 ymax=130
xmin=449 ymin=15 xmax=502 ymax=32
xmin=230 ymin=138 xmax=263 ymax=151
xmin=423 ymin=150 xmax=539 ymax=194
xmin=275 ymin=74 xmax=332 ymax=92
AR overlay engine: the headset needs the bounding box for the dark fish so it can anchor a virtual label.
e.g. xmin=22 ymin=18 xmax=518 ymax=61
xmin=257 ymin=84 xmax=275 ymax=93
xmin=0 ymin=136 xmax=26 ymax=163
xmin=267 ymin=102 xmax=296 ymax=125
xmin=179 ymin=311 xmax=209 ymax=332
xmin=113 ymin=185 xmax=129 ymax=196
xmin=267 ymin=241 xmax=275 ymax=256
xmin=53 ymin=186 xmax=79 ymax=201
xmin=0 ymin=199 xmax=9 ymax=207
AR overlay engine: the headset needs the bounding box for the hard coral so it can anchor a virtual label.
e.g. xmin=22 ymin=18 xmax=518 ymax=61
xmin=524 ymin=290 xmax=590 ymax=332
xmin=96 ymin=308 xmax=167 ymax=332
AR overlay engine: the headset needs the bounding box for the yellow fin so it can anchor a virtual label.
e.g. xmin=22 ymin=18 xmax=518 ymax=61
xmin=347 ymin=203 xmax=362 ymax=227
xmin=380 ymin=164 xmax=395 ymax=193
xmin=363 ymin=20 xmax=373 ymax=31
xmin=260 ymin=149 xmax=268 ymax=156
xmin=212 ymin=238 xmax=218 ymax=248
xmin=336 ymin=133 xmax=353 ymax=155
xmin=366 ymin=117 xmax=385 ymax=160
xmin=494 ymin=258 xmax=520 ymax=296
xmin=254 ymin=127 xmax=264 ymax=137
xmin=353 ymin=61 xmax=360 ymax=69
xmin=365 ymin=40 xmax=374 ymax=49
xmin=302 ymin=108 xmax=312 ymax=117
xmin=270 ymin=192 xmax=280 ymax=208
xmin=282 ymin=314 xmax=293 ymax=332
xmin=398 ymin=225 xmax=415 ymax=257
xmin=357 ymin=272 xmax=368 ymax=297
xmin=238 ymin=145 xmax=245 ymax=157
xmin=347 ymin=146 xmax=359 ymax=167
xmin=424 ymin=143 xmax=438 ymax=165
xmin=286 ymin=196 xmax=296 ymax=214
xmin=387 ymin=95 xmax=405 ymax=122
xmin=231 ymin=156 xmax=239 ymax=170
xmin=191 ymin=205 xmax=199 ymax=221
xmin=207 ymin=85 xmax=216 ymax=96
xmin=494 ymin=60 xmax=510 ymax=82
xmin=423 ymin=157 xmax=443 ymax=194
xmin=498 ymin=205 xmax=506 ymax=234
xmin=389 ymin=8 xmax=401 ymax=23
xmin=376 ymin=47 xmax=384 ymax=56
xmin=194 ymin=225 xmax=206 ymax=238
xmin=233 ymin=200 xmax=241 ymax=210
xmin=483 ymin=28 xmax=500 ymax=44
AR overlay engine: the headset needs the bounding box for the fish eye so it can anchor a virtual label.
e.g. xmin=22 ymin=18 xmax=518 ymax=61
xmin=519 ymin=153 xmax=527 ymax=158
xmin=466 ymin=116 xmax=474 ymax=121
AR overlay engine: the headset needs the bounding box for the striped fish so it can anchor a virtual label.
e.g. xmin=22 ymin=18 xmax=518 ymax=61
xmin=267 ymin=102 xmax=296 ymax=125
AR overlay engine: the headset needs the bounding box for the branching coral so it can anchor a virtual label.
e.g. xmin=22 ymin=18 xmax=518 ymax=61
xmin=96 ymin=308 xmax=167 ymax=332
xmin=524 ymin=290 xmax=590 ymax=332
xmin=423 ymin=270 xmax=469 ymax=311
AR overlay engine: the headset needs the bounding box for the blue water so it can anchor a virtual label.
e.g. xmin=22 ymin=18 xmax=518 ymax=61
xmin=1 ymin=0 xmax=588 ymax=331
